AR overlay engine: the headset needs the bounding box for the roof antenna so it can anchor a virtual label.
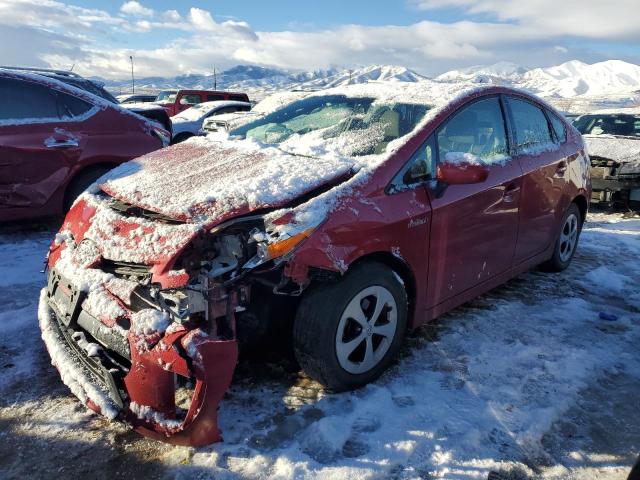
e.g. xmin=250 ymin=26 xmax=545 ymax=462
xmin=69 ymin=64 xmax=75 ymax=72
xmin=214 ymin=67 xmax=217 ymax=90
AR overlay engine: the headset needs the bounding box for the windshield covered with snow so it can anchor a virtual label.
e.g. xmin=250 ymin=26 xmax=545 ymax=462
xmin=229 ymin=95 xmax=430 ymax=157
xmin=156 ymin=90 xmax=178 ymax=103
xmin=574 ymin=114 xmax=640 ymax=137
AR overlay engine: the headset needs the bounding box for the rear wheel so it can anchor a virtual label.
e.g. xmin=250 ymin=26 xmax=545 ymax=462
xmin=64 ymin=166 xmax=112 ymax=211
xmin=293 ymin=262 xmax=407 ymax=392
xmin=541 ymin=202 xmax=582 ymax=272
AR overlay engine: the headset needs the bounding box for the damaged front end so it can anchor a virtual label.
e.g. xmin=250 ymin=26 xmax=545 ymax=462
xmin=39 ymin=193 xmax=322 ymax=445
xmin=590 ymin=155 xmax=640 ymax=207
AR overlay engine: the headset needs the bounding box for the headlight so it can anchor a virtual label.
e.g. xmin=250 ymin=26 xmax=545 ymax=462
xmin=243 ymin=213 xmax=324 ymax=269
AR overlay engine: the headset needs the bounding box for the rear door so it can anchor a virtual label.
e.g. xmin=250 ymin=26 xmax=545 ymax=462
xmin=0 ymin=77 xmax=93 ymax=211
xmin=427 ymin=96 xmax=523 ymax=305
xmin=505 ymin=96 xmax=570 ymax=263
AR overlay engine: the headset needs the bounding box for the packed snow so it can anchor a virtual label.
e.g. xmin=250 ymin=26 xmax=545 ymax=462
xmin=1 ymin=211 xmax=639 ymax=479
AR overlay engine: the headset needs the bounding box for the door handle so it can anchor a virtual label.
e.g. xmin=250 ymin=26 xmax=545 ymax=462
xmin=556 ymin=161 xmax=568 ymax=176
xmin=45 ymin=139 xmax=79 ymax=148
xmin=503 ymin=183 xmax=520 ymax=202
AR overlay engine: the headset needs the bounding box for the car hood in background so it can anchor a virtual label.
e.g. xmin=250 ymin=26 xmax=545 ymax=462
xmin=99 ymin=138 xmax=355 ymax=226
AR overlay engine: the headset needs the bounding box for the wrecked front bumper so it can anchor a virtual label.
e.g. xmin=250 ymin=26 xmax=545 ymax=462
xmin=38 ymin=269 xmax=239 ymax=446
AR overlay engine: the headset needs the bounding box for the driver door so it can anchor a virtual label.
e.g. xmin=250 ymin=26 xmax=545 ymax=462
xmin=426 ymin=96 xmax=523 ymax=307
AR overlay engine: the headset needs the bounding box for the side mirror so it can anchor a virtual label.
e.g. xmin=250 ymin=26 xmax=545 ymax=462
xmin=436 ymin=160 xmax=489 ymax=185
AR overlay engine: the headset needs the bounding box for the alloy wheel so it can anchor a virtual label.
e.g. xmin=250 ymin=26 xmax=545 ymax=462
xmin=335 ymin=285 xmax=398 ymax=374
xmin=559 ymin=213 xmax=579 ymax=262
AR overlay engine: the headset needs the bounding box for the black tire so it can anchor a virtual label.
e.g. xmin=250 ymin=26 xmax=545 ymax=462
xmin=171 ymin=132 xmax=193 ymax=145
xmin=541 ymin=202 xmax=583 ymax=272
xmin=64 ymin=166 xmax=112 ymax=211
xmin=293 ymin=261 xmax=408 ymax=392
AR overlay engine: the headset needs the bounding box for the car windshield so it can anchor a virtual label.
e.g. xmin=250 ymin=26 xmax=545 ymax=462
xmin=156 ymin=90 xmax=177 ymax=103
xmin=229 ymin=94 xmax=430 ymax=157
xmin=574 ymin=114 xmax=640 ymax=137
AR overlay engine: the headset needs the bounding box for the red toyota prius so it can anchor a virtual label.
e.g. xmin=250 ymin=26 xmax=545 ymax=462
xmin=39 ymin=83 xmax=590 ymax=445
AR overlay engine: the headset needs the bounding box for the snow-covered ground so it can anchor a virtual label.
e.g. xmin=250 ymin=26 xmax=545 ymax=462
xmin=0 ymin=212 xmax=639 ymax=479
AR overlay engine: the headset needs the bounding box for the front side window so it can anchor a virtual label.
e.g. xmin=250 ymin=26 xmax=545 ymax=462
xmin=437 ymin=97 xmax=509 ymax=165
xmin=404 ymin=136 xmax=436 ymax=185
xmin=508 ymin=97 xmax=553 ymax=152
xmin=0 ymin=78 xmax=59 ymax=121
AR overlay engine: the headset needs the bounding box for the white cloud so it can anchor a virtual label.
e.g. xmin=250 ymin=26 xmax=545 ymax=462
xmin=162 ymin=9 xmax=181 ymax=22
xmin=0 ymin=0 xmax=636 ymax=79
xmin=410 ymin=0 xmax=640 ymax=40
xmin=120 ymin=1 xmax=154 ymax=18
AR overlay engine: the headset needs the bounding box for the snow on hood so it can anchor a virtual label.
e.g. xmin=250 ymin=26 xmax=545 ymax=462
xmin=584 ymin=134 xmax=640 ymax=163
xmin=99 ymin=136 xmax=356 ymax=224
xmin=99 ymin=82 xmax=505 ymax=228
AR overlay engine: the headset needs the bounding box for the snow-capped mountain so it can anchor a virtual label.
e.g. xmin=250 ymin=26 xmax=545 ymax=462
xmin=519 ymin=60 xmax=640 ymax=97
xmin=436 ymin=60 xmax=640 ymax=98
xmin=435 ymin=61 xmax=527 ymax=84
xmin=101 ymin=60 xmax=640 ymax=110
xmin=102 ymin=64 xmax=425 ymax=95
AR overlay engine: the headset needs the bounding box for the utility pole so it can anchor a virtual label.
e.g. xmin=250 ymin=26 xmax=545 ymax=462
xmin=213 ymin=67 xmax=217 ymax=90
xmin=129 ymin=55 xmax=135 ymax=94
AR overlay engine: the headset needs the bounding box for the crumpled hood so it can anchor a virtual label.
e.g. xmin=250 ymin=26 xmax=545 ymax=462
xmin=584 ymin=134 xmax=640 ymax=163
xmin=100 ymin=137 xmax=355 ymax=225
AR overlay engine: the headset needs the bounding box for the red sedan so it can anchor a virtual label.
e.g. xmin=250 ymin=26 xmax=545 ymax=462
xmin=0 ymin=69 xmax=170 ymax=222
xmin=39 ymin=83 xmax=590 ymax=446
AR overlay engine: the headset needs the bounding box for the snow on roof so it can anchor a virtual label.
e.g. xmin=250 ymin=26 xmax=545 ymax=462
xmin=98 ymin=81 xmax=517 ymax=228
xmin=172 ymin=100 xmax=251 ymax=123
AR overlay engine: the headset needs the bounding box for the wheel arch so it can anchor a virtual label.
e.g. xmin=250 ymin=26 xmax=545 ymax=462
xmin=63 ymin=162 xmax=117 ymax=206
xmin=572 ymin=194 xmax=588 ymax=225
xmin=346 ymin=251 xmax=417 ymax=329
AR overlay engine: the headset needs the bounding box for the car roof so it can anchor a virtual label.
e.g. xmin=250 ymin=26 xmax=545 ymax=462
xmin=0 ymin=68 xmax=157 ymax=126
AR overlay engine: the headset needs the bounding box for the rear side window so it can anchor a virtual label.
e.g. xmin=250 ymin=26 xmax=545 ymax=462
xmin=206 ymin=94 xmax=225 ymax=101
xmin=57 ymin=91 xmax=93 ymax=117
xmin=229 ymin=94 xmax=248 ymax=102
xmin=180 ymin=94 xmax=201 ymax=105
xmin=437 ymin=97 xmax=509 ymax=165
xmin=508 ymin=97 xmax=553 ymax=152
xmin=548 ymin=112 xmax=567 ymax=143
xmin=0 ymin=78 xmax=60 ymax=121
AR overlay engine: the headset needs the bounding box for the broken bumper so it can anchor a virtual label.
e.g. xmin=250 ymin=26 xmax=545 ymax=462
xmin=38 ymin=271 xmax=239 ymax=446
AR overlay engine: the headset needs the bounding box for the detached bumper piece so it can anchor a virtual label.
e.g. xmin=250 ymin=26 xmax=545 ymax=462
xmin=39 ymin=269 xmax=240 ymax=446
xmin=39 ymin=289 xmax=123 ymax=419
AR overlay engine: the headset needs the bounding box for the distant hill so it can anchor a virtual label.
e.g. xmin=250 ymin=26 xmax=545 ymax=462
xmin=100 ymin=60 xmax=640 ymax=110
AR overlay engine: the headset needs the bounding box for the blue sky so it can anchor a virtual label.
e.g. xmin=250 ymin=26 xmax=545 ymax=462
xmin=0 ymin=0 xmax=637 ymax=78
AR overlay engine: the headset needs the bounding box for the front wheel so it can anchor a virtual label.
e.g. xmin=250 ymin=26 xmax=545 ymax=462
xmin=293 ymin=262 xmax=408 ymax=392
xmin=541 ymin=202 xmax=583 ymax=272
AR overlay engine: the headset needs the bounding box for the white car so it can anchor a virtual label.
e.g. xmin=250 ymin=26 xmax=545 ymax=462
xmin=201 ymin=91 xmax=313 ymax=135
xmin=171 ymin=101 xmax=251 ymax=143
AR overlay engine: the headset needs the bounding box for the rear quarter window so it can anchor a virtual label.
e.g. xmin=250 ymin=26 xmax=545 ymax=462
xmin=508 ymin=97 xmax=554 ymax=153
xmin=548 ymin=112 xmax=567 ymax=143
